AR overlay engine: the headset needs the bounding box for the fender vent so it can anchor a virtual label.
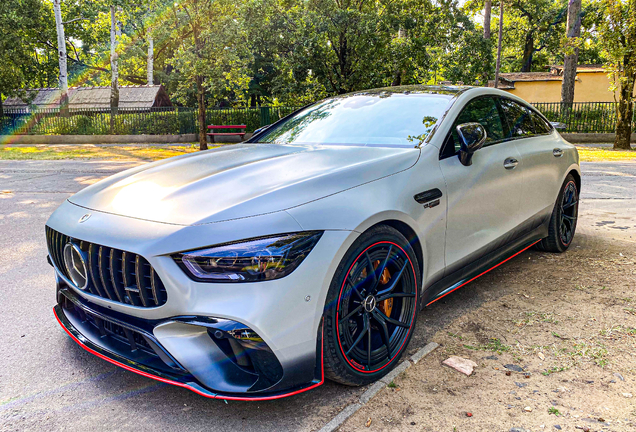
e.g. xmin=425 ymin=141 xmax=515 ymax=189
xmin=414 ymin=188 xmax=443 ymax=204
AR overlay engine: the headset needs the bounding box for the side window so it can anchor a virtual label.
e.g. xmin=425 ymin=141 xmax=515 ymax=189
xmin=448 ymin=97 xmax=505 ymax=152
xmin=529 ymin=110 xmax=553 ymax=135
xmin=498 ymin=98 xmax=535 ymax=139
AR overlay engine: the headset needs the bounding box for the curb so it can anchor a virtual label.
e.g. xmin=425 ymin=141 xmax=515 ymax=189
xmin=317 ymin=342 xmax=439 ymax=432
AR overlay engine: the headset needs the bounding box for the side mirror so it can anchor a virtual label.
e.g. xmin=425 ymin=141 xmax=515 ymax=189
xmin=550 ymin=121 xmax=567 ymax=130
xmin=253 ymin=124 xmax=271 ymax=135
xmin=456 ymin=122 xmax=487 ymax=166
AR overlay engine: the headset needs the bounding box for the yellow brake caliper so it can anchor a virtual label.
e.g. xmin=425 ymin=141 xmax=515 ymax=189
xmin=373 ymin=260 xmax=393 ymax=316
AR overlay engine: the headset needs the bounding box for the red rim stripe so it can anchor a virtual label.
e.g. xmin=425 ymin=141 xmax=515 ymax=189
xmin=426 ymin=240 xmax=541 ymax=307
xmin=336 ymin=241 xmax=418 ymax=374
xmin=53 ymin=307 xmax=324 ymax=401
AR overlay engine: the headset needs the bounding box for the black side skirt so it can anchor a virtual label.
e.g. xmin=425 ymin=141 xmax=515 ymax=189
xmin=422 ymin=224 xmax=547 ymax=308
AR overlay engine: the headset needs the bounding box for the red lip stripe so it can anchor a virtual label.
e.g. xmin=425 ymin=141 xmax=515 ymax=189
xmin=53 ymin=307 xmax=324 ymax=401
xmin=426 ymin=240 xmax=541 ymax=307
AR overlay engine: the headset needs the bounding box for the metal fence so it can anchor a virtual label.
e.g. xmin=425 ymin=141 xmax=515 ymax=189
xmin=0 ymin=102 xmax=633 ymax=136
xmin=0 ymin=106 xmax=301 ymax=136
xmin=532 ymin=101 xmax=635 ymax=133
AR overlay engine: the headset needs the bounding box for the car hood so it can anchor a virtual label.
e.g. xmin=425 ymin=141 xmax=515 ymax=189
xmin=68 ymin=143 xmax=419 ymax=226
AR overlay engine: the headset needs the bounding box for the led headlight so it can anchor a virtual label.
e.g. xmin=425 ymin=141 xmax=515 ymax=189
xmin=173 ymin=231 xmax=323 ymax=283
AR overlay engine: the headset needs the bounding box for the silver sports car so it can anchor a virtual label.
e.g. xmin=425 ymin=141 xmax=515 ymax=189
xmin=47 ymin=85 xmax=580 ymax=400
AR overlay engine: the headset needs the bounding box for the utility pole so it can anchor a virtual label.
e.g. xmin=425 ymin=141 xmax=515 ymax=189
xmin=561 ymin=0 xmax=582 ymax=105
xmin=494 ymin=0 xmax=504 ymax=88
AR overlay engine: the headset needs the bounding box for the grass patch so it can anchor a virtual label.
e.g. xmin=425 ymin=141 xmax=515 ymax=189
xmin=576 ymin=146 xmax=636 ymax=162
xmin=0 ymin=145 xmax=205 ymax=161
xmin=542 ymin=365 xmax=571 ymax=376
xmin=387 ymin=381 xmax=397 ymax=388
xmin=548 ymin=407 xmax=561 ymax=416
xmin=463 ymin=338 xmax=511 ymax=354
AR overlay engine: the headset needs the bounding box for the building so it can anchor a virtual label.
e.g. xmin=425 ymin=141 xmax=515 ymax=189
xmin=3 ymin=85 xmax=172 ymax=111
xmin=488 ymin=65 xmax=634 ymax=103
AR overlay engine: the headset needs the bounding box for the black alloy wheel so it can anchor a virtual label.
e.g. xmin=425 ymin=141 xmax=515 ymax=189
xmin=559 ymin=181 xmax=578 ymax=246
xmin=537 ymin=174 xmax=579 ymax=253
xmin=324 ymin=225 xmax=420 ymax=386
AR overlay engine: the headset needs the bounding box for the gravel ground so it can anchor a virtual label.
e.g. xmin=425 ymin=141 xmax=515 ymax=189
xmin=339 ymin=162 xmax=636 ymax=432
xmin=0 ymin=160 xmax=634 ymax=432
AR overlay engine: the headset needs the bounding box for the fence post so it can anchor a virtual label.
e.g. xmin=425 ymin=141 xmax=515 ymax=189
xmin=259 ymin=106 xmax=270 ymax=127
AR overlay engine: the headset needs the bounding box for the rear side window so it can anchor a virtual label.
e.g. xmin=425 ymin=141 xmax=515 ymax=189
xmin=530 ymin=110 xmax=553 ymax=135
xmin=448 ymin=97 xmax=505 ymax=152
xmin=498 ymin=98 xmax=535 ymax=139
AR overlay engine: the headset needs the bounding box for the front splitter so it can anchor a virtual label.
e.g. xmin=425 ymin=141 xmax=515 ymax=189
xmin=53 ymin=305 xmax=324 ymax=401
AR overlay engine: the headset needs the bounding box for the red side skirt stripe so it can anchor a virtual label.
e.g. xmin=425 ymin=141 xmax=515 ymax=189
xmin=426 ymin=240 xmax=541 ymax=307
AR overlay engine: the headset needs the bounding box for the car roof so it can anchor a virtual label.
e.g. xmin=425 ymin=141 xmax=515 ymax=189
xmin=341 ymin=84 xmax=473 ymax=97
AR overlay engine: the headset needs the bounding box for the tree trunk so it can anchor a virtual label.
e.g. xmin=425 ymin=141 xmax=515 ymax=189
xmin=521 ymin=32 xmax=534 ymax=72
xmin=196 ymin=75 xmax=207 ymax=150
xmin=53 ymin=0 xmax=69 ymax=115
xmin=110 ymin=6 xmax=120 ymax=133
xmin=494 ymin=1 xmax=504 ymax=88
xmin=614 ymin=68 xmax=635 ymax=149
xmin=191 ymin=18 xmax=207 ymax=150
xmin=391 ymin=28 xmax=405 ymax=86
xmin=147 ymin=31 xmax=154 ymax=85
xmin=561 ymin=0 xmax=582 ymax=106
xmin=484 ymin=0 xmax=492 ymax=39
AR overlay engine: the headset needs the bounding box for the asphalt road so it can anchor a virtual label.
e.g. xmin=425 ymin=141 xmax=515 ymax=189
xmin=0 ymin=159 xmax=634 ymax=432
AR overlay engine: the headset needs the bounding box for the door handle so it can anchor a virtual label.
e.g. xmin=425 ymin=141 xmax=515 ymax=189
xmin=553 ymin=148 xmax=564 ymax=157
xmin=503 ymin=157 xmax=519 ymax=169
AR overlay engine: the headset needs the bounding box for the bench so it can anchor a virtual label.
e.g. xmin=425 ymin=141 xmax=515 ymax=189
xmin=207 ymin=124 xmax=247 ymax=143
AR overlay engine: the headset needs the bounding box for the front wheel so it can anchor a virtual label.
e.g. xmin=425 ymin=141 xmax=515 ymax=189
xmin=537 ymin=174 xmax=579 ymax=253
xmin=323 ymin=225 xmax=420 ymax=386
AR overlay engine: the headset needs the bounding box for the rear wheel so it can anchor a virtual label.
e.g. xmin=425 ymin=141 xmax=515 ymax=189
xmin=537 ymin=174 xmax=579 ymax=253
xmin=323 ymin=225 xmax=420 ymax=386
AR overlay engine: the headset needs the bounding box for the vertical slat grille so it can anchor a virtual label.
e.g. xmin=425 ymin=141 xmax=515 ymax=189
xmin=45 ymin=226 xmax=167 ymax=307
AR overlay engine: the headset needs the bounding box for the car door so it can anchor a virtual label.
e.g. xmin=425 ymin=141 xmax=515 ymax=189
xmin=438 ymin=96 xmax=524 ymax=274
xmin=497 ymin=98 xmax=565 ymax=227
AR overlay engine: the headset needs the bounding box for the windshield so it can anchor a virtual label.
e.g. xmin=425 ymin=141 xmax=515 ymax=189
xmin=255 ymin=93 xmax=453 ymax=147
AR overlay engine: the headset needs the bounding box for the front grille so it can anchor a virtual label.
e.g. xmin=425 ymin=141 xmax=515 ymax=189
xmin=46 ymin=226 xmax=167 ymax=307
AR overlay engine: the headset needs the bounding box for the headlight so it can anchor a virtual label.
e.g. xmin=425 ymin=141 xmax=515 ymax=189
xmin=173 ymin=231 xmax=323 ymax=283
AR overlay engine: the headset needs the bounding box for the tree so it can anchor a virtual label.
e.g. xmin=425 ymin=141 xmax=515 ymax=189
xmin=0 ymin=0 xmax=47 ymax=116
xmin=110 ymin=5 xmax=121 ymax=130
xmin=494 ymin=0 xmax=504 ymax=87
xmin=161 ymin=0 xmax=250 ymax=149
xmin=599 ymin=0 xmax=636 ymax=149
xmin=561 ymin=0 xmax=582 ymax=106
xmin=484 ymin=0 xmax=492 ymax=39
xmin=147 ymin=27 xmax=154 ymax=85
xmin=53 ymin=0 xmax=69 ymax=109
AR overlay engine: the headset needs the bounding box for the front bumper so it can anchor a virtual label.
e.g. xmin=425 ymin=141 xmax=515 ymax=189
xmin=54 ymin=286 xmax=324 ymax=400
xmin=46 ymin=201 xmax=357 ymax=399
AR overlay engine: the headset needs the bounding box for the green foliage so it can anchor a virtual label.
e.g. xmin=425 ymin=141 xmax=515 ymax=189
xmin=0 ymin=0 xmax=51 ymax=103
xmin=0 ymin=0 xmax=623 ymax=113
xmin=548 ymin=407 xmax=561 ymax=416
xmin=463 ymin=338 xmax=511 ymax=354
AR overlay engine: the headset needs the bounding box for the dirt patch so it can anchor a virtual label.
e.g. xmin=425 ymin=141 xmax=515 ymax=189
xmin=339 ymin=229 xmax=636 ymax=431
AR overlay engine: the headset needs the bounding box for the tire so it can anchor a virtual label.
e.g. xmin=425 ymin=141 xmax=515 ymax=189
xmin=323 ymin=225 xmax=421 ymax=386
xmin=537 ymin=174 xmax=579 ymax=253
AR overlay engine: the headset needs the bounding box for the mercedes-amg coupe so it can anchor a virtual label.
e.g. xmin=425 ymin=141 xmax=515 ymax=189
xmin=47 ymin=85 xmax=580 ymax=400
